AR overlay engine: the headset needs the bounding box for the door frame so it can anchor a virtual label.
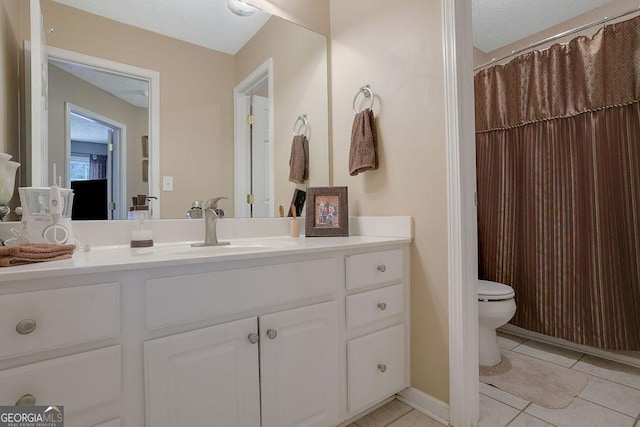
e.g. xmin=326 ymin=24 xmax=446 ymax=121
xmin=65 ymin=103 xmax=127 ymax=220
xmin=233 ymin=58 xmax=274 ymax=218
xmin=442 ymin=0 xmax=480 ymax=426
xmin=38 ymin=45 xmax=162 ymax=218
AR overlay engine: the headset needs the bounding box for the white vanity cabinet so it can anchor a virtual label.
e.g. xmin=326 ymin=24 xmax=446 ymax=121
xmin=344 ymin=249 xmax=410 ymax=415
xmin=0 ymin=235 xmax=410 ymax=427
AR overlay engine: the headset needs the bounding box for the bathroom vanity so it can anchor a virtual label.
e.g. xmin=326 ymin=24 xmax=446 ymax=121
xmin=0 ymin=218 xmax=411 ymax=427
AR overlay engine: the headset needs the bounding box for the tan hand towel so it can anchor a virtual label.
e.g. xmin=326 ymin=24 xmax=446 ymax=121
xmin=349 ymin=108 xmax=377 ymax=176
xmin=0 ymin=243 xmax=76 ymax=267
xmin=289 ymin=135 xmax=309 ymax=184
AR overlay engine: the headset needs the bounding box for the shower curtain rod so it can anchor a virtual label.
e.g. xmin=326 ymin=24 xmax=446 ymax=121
xmin=474 ymin=5 xmax=640 ymax=72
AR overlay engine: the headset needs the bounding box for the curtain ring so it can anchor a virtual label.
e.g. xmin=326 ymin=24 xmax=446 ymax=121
xmin=352 ymin=85 xmax=375 ymax=115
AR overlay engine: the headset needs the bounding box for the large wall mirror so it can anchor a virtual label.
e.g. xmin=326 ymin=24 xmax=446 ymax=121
xmin=28 ymin=0 xmax=329 ymax=219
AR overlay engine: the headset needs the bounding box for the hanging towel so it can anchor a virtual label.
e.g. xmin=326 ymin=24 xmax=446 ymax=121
xmin=288 ymin=134 xmax=309 ymax=184
xmin=0 ymin=243 xmax=76 ymax=267
xmin=349 ymin=108 xmax=377 ymax=176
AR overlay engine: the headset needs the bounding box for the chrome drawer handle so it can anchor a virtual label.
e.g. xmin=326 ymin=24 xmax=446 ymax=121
xmin=377 ymin=264 xmax=386 ymax=273
xmin=378 ymin=364 xmax=387 ymax=373
xmin=15 ymin=319 xmax=37 ymax=335
xmin=248 ymin=333 xmax=259 ymax=344
xmin=377 ymin=302 xmax=387 ymax=311
xmin=15 ymin=394 xmax=36 ymax=406
xmin=266 ymin=329 xmax=277 ymax=340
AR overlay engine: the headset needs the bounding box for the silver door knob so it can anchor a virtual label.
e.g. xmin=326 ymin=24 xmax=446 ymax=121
xmin=377 ymin=264 xmax=386 ymax=273
xmin=266 ymin=329 xmax=277 ymax=340
xmin=15 ymin=319 xmax=37 ymax=335
xmin=378 ymin=364 xmax=387 ymax=373
xmin=15 ymin=394 xmax=36 ymax=406
xmin=248 ymin=333 xmax=259 ymax=344
xmin=377 ymin=302 xmax=387 ymax=311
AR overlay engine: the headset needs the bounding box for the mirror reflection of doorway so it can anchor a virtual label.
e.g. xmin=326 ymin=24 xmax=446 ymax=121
xmin=234 ymin=58 xmax=274 ymax=218
xmin=67 ymin=106 xmax=124 ymax=220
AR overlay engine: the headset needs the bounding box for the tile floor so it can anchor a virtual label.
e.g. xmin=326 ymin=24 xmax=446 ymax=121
xmin=350 ymin=332 xmax=640 ymax=427
xmin=480 ymin=332 xmax=640 ymax=426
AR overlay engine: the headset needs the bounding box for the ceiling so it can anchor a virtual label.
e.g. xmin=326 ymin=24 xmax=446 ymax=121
xmin=472 ymin=0 xmax=616 ymax=53
xmin=70 ymin=113 xmax=110 ymax=144
xmin=51 ymin=0 xmax=271 ymax=55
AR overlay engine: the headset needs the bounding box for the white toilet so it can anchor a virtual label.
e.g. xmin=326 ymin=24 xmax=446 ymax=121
xmin=478 ymin=280 xmax=516 ymax=367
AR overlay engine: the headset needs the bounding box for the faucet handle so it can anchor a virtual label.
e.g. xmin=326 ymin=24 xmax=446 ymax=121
xmin=205 ymin=197 xmax=227 ymax=218
xmin=204 ymin=197 xmax=227 ymax=209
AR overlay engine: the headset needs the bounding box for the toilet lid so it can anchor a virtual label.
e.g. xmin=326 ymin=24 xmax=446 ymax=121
xmin=478 ymin=280 xmax=515 ymax=300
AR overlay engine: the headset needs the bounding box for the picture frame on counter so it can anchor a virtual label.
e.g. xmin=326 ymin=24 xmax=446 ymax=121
xmin=305 ymin=187 xmax=349 ymax=237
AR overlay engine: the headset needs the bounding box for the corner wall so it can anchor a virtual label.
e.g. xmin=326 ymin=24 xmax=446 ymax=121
xmin=0 ymin=0 xmax=20 ymax=158
xmin=330 ymin=0 xmax=450 ymax=402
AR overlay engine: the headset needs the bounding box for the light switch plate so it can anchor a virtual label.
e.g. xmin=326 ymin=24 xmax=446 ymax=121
xmin=162 ymin=176 xmax=174 ymax=191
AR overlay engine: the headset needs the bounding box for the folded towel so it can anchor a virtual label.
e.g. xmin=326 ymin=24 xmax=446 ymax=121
xmin=289 ymin=135 xmax=309 ymax=184
xmin=349 ymin=108 xmax=377 ymax=176
xmin=0 ymin=243 xmax=76 ymax=267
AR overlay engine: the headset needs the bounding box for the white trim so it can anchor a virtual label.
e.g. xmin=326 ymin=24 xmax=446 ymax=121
xmin=500 ymin=325 xmax=640 ymax=369
xmin=396 ymin=388 xmax=450 ymax=426
xmin=234 ymin=58 xmax=274 ymax=218
xmin=28 ymin=0 xmax=45 ymax=187
xmin=44 ymin=46 xmax=162 ymax=218
xmin=442 ymin=0 xmax=480 ymax=426
xmin=65 ymin=103 xmax=127 ymax=220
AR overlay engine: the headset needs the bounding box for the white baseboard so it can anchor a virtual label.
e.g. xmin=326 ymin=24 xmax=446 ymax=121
xmin=396 ymin=387 xmax=450 ymax=426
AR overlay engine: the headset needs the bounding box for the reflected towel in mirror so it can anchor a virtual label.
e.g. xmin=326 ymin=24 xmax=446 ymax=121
xmin=289 ymin=135 xmax=309 ymax=184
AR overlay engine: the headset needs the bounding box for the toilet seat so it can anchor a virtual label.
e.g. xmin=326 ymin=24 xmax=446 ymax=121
xmin=478 ymin=280 xmax=515 ymax=301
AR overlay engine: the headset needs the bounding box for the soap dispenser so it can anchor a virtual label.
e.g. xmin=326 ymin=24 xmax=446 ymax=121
xmin=129 ymin=195 xmax=156 ymax=247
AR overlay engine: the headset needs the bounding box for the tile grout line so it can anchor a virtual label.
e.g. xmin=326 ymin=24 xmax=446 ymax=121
xmin=573 ymin=397 xmax=638 ymax=421
xmin=569 ymin=352 xmax=586 ymax=369
xmin=571 ymin=366 xmax=640 ymax=392
xmin=480 ymin=388 xmax=531 ymax=412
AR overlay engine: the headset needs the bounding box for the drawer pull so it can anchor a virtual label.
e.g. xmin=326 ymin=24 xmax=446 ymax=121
xmin=15 ymin=319 xmax=37 ymax=335
xmin=377 ymin=264 xmax=387 ymax=273
xmin=377 ymin=302 xmax=387 ymax=311
xmin=266 ymin=329 xmax=278 ymax=340
xmin=248 ymin=333 xmax=259 ymax=344
xmin=15 ymin=394 xmax=36 ymax=406
xmin=377 ymin=364 xmax=387 ymax=373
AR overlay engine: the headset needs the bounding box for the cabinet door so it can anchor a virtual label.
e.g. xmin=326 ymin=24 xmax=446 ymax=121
xmin=144 ymin=317 xmax=260 ymax=427
xmin=259 ymin=301 xmax=338 ymax=427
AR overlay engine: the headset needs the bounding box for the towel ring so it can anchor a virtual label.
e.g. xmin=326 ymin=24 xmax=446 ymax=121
xmin=292 ymin=114 xmax=308 ymax=136
xmin=352 ymin=85 xmax=374 ymax=115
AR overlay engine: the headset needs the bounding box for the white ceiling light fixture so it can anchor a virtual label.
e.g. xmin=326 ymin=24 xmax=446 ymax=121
xmin=227 ymin=0 xmax=259 ymax=17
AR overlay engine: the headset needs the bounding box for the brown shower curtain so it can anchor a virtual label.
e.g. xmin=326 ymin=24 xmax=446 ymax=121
xmin=475 ymin=15 xmax=640 ymax=350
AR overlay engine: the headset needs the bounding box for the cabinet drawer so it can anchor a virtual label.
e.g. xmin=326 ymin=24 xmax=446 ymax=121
xmin=348 ymin=324 xmax=405 ymax=414
xmin=346 ymin=284 xmax=404 ymax=329
xmin=0 ymin=283 xmax=120 ymax=359
xmin=0 ymin=346 xmax=121 ymax=415
xmin=146 ymin=258 xmax=337 ymax=329
xmin=346 ymin=249 xmax=403 ymax=290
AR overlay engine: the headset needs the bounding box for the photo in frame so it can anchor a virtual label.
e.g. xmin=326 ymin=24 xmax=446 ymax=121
xmin=305 ymin=187 xmax=348 ymax=237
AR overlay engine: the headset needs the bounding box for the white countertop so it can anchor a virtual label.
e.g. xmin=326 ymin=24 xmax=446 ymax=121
xmin=0 ymin=235 xmax=410 ymax=282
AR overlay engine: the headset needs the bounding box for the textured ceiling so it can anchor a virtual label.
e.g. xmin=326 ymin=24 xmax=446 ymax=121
xmin=473 ymin=0 xmax=615 ymax=53
xmin=52 ymin=0 xmax=271 ymax=55
xmin=70 ymin=113 xmax=110 ymax=144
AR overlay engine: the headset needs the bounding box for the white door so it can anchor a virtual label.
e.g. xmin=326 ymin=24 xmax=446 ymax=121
xmin=144 ymin=317 xmax=261 ymax=427
xmin=259 ymin=301 xmax=339 ymax=427
xmin=251 ymin=95 xmax=271 ymax=217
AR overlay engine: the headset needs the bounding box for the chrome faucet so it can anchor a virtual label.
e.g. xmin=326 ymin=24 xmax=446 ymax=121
xmin=191 ymin=197 xmax=229 ymax=247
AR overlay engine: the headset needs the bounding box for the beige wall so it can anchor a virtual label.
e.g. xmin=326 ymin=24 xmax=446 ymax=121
xmin=41 ymin=0 xmax=236 ymax=218
xmin=476 ymin=0 xmax=638 ymax=66
xmin=473 ymin=47 xmax=489 ymax=68
xmin=330 ymin=0 xmax=450 ymax=402
xmin=1 ymin=0 xmax=22 ymax=217
xmin=235 ymin=16 xmax=329 ymax=215
xmin=0 ymin=0 xmax=20 ymax=158
xmin=48 ymin=64 xmax=148 ymax=212
xmin=246 ymin=0 xmax=330 ymax=36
